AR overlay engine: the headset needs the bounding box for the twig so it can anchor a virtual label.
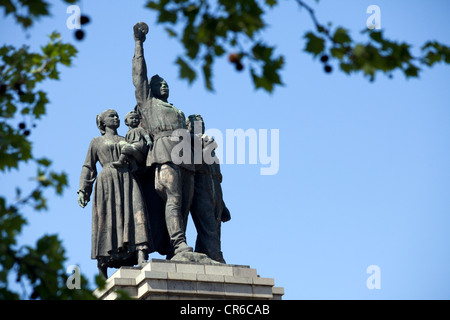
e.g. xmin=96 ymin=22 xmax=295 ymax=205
xmin=295 ymin=0 xmax=334 ymax=43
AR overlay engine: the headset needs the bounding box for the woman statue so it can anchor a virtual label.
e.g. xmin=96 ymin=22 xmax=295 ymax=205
xmin=77 ymin=109 xmax=152 ymax=278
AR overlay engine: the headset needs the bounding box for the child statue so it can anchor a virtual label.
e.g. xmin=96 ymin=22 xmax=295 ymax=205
xmin=112 ymin=109 xmax=152 ymax=171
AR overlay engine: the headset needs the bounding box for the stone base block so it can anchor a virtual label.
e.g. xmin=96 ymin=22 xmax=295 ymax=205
xmin=93 ymin=259 xmax=284 ymax=300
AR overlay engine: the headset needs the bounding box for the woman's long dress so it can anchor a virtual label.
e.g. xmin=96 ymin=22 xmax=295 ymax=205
xmin=79 ymin=134 xmax=152 ymax=268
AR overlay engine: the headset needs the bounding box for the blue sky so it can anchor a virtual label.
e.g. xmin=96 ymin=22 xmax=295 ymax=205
xmin=1 ymin=0 xmax=450 ymax=299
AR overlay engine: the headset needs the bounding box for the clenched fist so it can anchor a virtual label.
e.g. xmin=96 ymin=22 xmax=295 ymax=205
xmin=133 ymin=22 xmax=149 ymax=42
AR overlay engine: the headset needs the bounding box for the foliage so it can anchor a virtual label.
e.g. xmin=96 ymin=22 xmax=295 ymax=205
xmin=0 ymin=0 xmax=78 ymax=29
xmin=299 ymin=2 xmax=450 ymax=82
xmin=0 ymin=32 xmax=76 ymax=172
xmin=0 ymin=0 xmax=96 ymax=299
xmin=145 ymin=0 xmax=450 ymax=92
xmin=146 ymin=0 xmax=284 ymax=92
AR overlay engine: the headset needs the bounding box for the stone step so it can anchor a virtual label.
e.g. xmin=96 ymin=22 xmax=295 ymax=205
xmin=94 ymin=259 xmax=284 ymax=300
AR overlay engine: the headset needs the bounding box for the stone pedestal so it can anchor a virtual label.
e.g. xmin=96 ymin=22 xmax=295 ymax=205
xmin=93 ymin=259 xmax=284 ymax=300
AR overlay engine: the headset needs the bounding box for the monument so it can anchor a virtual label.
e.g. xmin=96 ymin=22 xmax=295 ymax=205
xmin=78 ymin=22 xmax=284 ymax=300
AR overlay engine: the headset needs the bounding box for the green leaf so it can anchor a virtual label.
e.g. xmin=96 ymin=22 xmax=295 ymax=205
xmin=182 ymin=25 xmax=200 ymax=59
xmin=95 ymin=274 xmax=107 ymax=290
xmin=49 ymin=172 xmax=68 ymax=195
xmin=251 ymin=68 xmax=272 ymax=92
xmin=265 ymin=0 xmax=278 ymax=7
xmin=304 ymin=32 xmax=325 ymax=57
xmin=369 ymin=30 xmax=383 ymax=43
xmin=15 ymin=16 xmax=33 ymax=28
xmin=353 ymin=44 xmax=366 ymax=57
xmin=252 ymin=43 xmax=274 ymax=61
xmin=164 ymin=27 xmax=178 ymax=38
xmin=202 ymin=54 xmax=213 ymax=91
xmin=175 ymin=57 xmax=196 ymax=84
xmin=333 ymin=27 xmax=351 ymax=45
xmin=36 ymin=158 xmax=52 ymax=167
xmin=214 ymin=45 xmax=225 ymax=57
xmin=421 ymin=41 xmax=450 ymax=66
xmin=0 ymin=0 xmax=16 ymax=15
xmin=339 ymin=63 xmax=354 ymax=74
xmin=404 ymin=64 xmax=419 ymax=78
xmin=330 ymin=46 xmax=347 ymax=59
xmin=26 ymin=0 xmax=50 ymax=17
xmin=4 ymin=102 xmax=17 ymax=117
xmin=19 ymin=92 xmax=35 ymax=104
xmin=145 ymin=1 xmax=159 ymax=10
xmin=250 ymin=55 xmax=283 ymax=93
xmin=158 ymin=9 xmax=178 ymax=24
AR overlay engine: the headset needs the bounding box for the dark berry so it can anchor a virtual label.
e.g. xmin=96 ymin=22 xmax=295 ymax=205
xmin=75 ymin=29 xmax=85 ymax=40
xmin=23 ymin=130 xmax=30 ymax=136
xmin=235 ymin=62 xmax=244 ymax=71
xmin=30 ymin=290 xmax=38 ymax=299
xmin=13 ymin=82 xmax=23 ymax=95
xmin=19 ymin=122 xmax=26 ymax=129
xmin=324 ymin=65 xmax=332 ymax=73
xmin=80 ymin=15 xmax=90 ymax=25
xmin=320 ymin=55 xmax=329 ymax=63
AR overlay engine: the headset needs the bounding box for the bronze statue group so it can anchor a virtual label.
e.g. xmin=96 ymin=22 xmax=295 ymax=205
xmin=77 ymin=23 xmax=230 ymax=278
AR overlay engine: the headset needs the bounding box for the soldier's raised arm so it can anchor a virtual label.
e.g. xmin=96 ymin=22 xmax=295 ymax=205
xmin=132 ymin=22 xmax=149 ymax=106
